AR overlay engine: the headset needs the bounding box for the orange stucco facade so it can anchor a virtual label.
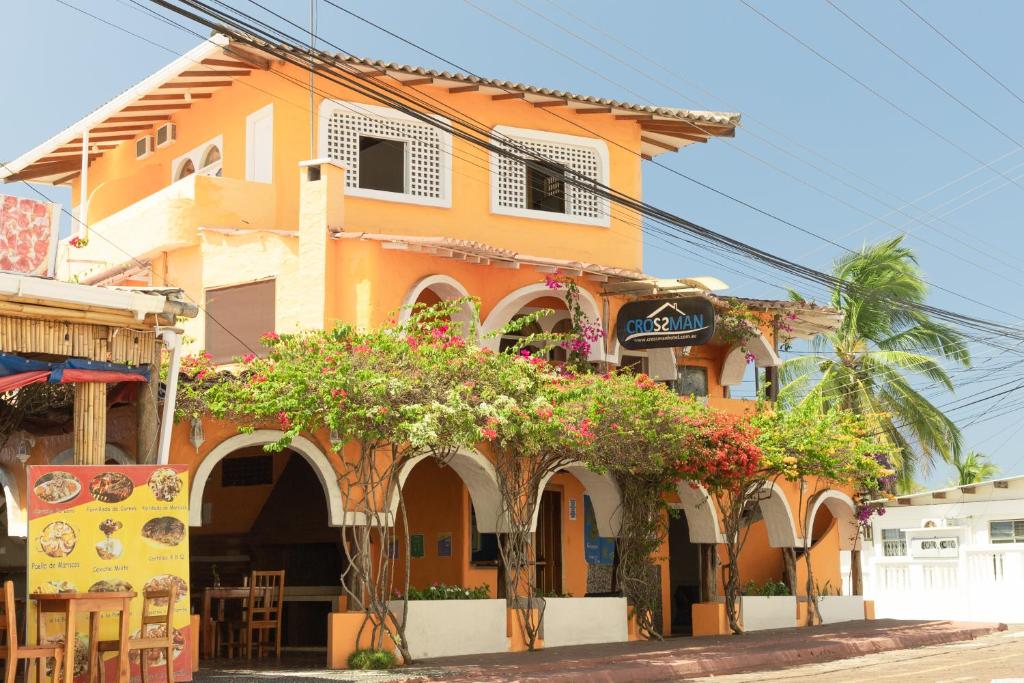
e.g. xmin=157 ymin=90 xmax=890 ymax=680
xmin=1 ymin=41 xmax=860 ymax=664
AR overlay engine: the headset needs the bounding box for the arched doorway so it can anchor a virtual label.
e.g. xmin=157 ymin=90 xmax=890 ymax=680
xmin=392 ymin=451 xmax=502 ymax=597
xmin=668 ymin=483 xmax=721 ymax=634
xmin=190 ymin=433 xmax=345 ymax=651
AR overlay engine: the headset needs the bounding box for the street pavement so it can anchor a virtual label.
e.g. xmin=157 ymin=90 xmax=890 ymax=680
xmin=704 ymin=625 xmax=1024 ymax=682
xmin=192 ymin=619 xmax=1008 ymax=682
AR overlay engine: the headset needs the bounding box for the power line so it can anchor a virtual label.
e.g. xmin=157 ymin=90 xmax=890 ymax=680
xmin=897 ymin=0 xmax=1024 ymax=109
xmin=737 ymin=0 xmax=1024 ymax=198
xmin=824 ymin=0 xmax=1024 ymax=151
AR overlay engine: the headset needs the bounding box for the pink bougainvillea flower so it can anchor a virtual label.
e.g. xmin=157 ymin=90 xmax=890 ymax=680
xmin=241 ymin=353 xmax=256 ymax=363
xmin=544 ymin=274 xmax=564 ymax=290
xmin=261 ymin=331 xmax=280 ymax=342
xmin=481 ymin=427 xmax=498 ymax=440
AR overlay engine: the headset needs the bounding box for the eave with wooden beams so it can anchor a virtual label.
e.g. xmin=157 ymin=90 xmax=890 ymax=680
xmin=1 ymin=34 xmax=739 ymax=186
xmin=0 ymin=35 xmax=269 ymax=185
xmin=307 ymin=53 xmax=740 ymax=158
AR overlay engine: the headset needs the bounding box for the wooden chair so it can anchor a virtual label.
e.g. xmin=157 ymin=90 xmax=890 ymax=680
xmin=226 ymin=571 xmax=285 ymax=660
xmin=95 ymin=585 xmax=177 ymax=683
xmin=0 ymin=581 xmax=64 ymax=683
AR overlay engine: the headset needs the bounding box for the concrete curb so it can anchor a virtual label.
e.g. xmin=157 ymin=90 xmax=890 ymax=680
xmin=393 ymin=620 xmax=1007 ymax=682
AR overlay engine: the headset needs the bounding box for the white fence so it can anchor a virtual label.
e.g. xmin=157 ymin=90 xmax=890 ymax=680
xmin=865 ymin=546 xmax=1024 ymax=623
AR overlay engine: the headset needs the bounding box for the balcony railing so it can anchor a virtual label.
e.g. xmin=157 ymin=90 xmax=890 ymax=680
xmin=64 ymin=174 xmax=277 ymax=282
xmin=882 ymin=539 xmax=907 ymax=557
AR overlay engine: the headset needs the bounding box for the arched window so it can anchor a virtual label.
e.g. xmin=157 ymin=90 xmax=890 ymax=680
xmin=176 ymin=158 xmax=195 ymax=181
xmin=499 ymin=315 xmax=544 ymax=356
xmin=200 ymin=145 xmax=222 ymax=176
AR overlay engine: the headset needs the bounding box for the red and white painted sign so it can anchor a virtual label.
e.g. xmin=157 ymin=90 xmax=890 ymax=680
xmin=0 ymin=194 xmax=60 ymax=277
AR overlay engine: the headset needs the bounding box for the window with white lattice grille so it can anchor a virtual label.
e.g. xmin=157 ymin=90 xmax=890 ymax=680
xmin=491 ymin=126 xmax=609 ymax=226
xmin=319 ymin=100 xmax=451 ymax=207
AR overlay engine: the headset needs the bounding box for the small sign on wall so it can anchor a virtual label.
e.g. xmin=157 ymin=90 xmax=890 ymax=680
xmin=437 ymin=532 xmax=452 ymax=558
xmin=410 ymin=533 xmax=425 ymax=558
xmin=568 ymin=498 xmax=578 ymax=521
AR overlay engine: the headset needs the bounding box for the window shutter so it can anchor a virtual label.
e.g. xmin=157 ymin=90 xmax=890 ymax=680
xmin=204 ymin=279 xmax=276 ymax=364
xmin=325 ymin=111 xmax=442 ymax=199
xmin=495 ymin=137 xmax=602 ymax=219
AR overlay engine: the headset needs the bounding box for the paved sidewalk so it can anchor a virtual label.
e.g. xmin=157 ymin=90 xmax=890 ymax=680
xmin=192 ymin=619 xmax=1005 ymax=682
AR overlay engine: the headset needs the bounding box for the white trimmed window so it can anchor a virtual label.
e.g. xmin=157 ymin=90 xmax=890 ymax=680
xmin=319 ymin=100 xmax=451 ymax=207
xmin=491 ymin=125 xmax=609 ymax=227
xmin=991 ymin=519 xmax=1024 ymax=544
xmin=171 ymin=135 xmax=223 ymax=182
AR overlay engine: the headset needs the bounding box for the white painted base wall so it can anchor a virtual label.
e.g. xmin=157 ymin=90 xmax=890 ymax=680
xmin=542 ymin=597 xmax=628 ymax=647
xmin=817 ymin=596 xmax=864 ymax=624
xmin=388 ymin=599 xmax=507 ymax=660
xmin=740 ymin=596 xmax=797 ymax=631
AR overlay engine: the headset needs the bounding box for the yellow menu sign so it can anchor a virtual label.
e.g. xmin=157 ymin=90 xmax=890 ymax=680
xmin=27 ymin=464 xmax=191 ymax=682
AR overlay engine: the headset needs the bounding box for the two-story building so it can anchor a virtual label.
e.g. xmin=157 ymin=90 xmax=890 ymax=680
xmin=2 ymin=34 xmax=857 ymax=657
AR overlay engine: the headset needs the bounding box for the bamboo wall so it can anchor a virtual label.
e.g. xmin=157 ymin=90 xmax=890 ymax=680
xmin=0 ymin=314 xmax=158 ymax=365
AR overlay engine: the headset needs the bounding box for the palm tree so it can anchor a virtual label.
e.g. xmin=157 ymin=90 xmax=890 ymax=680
xmin=950 ymin=450 xmax=998 ymax=486
xmin=780 ymin=237 xmax=970 ymax=490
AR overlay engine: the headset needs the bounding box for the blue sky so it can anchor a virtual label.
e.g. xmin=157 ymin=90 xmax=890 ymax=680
xmin=4 ymin=1 xmax=1024 ymax=488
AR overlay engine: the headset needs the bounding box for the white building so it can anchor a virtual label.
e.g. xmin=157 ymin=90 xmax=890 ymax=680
xmin=855 ymin=475 xmax=1024 ymax=624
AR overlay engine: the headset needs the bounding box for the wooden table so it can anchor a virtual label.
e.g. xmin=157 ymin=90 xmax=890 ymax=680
xmin=200 ymin=586 xmax=345 ymax=657
xmin=31 ymin=591 xmax=136 ymax=683
xmin=200 ymin=587 xmax=248 ymax=658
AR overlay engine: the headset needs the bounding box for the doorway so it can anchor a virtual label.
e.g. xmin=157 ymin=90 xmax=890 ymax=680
xmin=668 ymin=512 xmax=701 ymax=635
xmin=536 ymin=490 xmax=563 ymax=596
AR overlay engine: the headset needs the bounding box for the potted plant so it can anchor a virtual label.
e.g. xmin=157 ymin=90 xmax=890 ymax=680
xmin=739 ymin=579 xmax=797 ymax=631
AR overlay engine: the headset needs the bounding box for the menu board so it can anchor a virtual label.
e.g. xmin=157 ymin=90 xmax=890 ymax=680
xmin=27 ymin=465 xmax=192 ymax=682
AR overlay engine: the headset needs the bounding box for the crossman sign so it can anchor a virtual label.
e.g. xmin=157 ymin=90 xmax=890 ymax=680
xmin=615 ymin=297 xmax=716 ymax=350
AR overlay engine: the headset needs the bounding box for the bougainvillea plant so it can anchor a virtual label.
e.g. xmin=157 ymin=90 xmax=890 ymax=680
xmin=178 ymin=299 xmax=498 ymax=664
xmin=714 ymin=298 xmax=764 ymax=365
xmin=677 ymin=408 xmax=765 ymax=634
xmin=543 ymin=274 xmax=604 ymax=371
xmin=581 ymin=371 xmax=702 ymax=638
xmin=752 ymin=404 xmax=892 ymax=624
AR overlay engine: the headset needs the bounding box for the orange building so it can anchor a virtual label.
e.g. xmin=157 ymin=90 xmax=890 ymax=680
xmin=1 ymin=35 xmax=861 ymax=662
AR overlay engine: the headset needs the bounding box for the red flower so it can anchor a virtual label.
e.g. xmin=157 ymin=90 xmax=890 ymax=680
xmin=481 ymin=427 xmax=497 ymax=440
xmin=277 ymin=412 xmax=292 ymax=430
xmin=261 ymin=332 xmax=280 ymax=342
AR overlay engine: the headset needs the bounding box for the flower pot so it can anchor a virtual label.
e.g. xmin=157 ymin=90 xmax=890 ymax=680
xmin=540 ymin=597 xmax=628 ymax=647
xmin=816 ymin=595 xmax=865 ymax=624
xmin=739 ymin=595 xmax=797 ymax=631
xmin=387 ymin=599 xmax=507 ymax=659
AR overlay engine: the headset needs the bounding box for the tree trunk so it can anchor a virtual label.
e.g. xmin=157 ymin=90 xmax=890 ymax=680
xmin=136 ymin=359 xmax=160 ymax=464
xmin=850 ymin=548 xmax=863 ymax=596
xmin=781 ymin=547 xmax=798 ymax=595
xmin=699 ymin=543 xmax=718 ymax=602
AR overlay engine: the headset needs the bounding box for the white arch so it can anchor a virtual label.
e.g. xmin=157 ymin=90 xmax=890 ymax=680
xmin=720 ymin=331 xmax=782 ymax=386
xmin=189 ymin=430 xmax=344 ymax=527
xmin=807 ymin=489 xmax=859 ymax=551
xmin=399 ymin=274 xmax=478 ymax=337
xmin=756 ymin=481 xmax=802 ymax=548
xmin=52 ymin=443 xmax=133 ymax=466
xmin=393 ymin=449 xmax=504 ymax=532
xmin=532 ymin=464 xmax=622 ymax=537
xmin=480 ymin=283 xmax=605 ymax=362
xmin=608 ymin=339 xmax=678 ymax=382
xmin=674 ymin=482 xmax=723 ymax=543
xmin=0 ymin=468 xmax=26 ymax=538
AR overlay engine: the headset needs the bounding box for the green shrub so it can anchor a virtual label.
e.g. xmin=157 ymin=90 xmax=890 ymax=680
xmin=742 ymin=579 xmax=791 ymax=597
xmin=347 ymin=648 xmax=396 ymax=670
xmin=396 ymin=582 xmax=491 ymax=600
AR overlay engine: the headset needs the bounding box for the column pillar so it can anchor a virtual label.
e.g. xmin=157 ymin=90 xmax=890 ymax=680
xmin=73 ymin=382 xmax=107 ymax=465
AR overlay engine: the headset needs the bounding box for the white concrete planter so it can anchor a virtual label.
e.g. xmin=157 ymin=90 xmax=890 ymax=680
xmin=816 ymin=595 xmax=865 ymax=624
xmin=739 ymin=596 xmax=797 ymax=631
xmin=541 ymin=597 xmax=628 ymax=647
xmin=388 ymin=599 xmax=507 ymax=660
